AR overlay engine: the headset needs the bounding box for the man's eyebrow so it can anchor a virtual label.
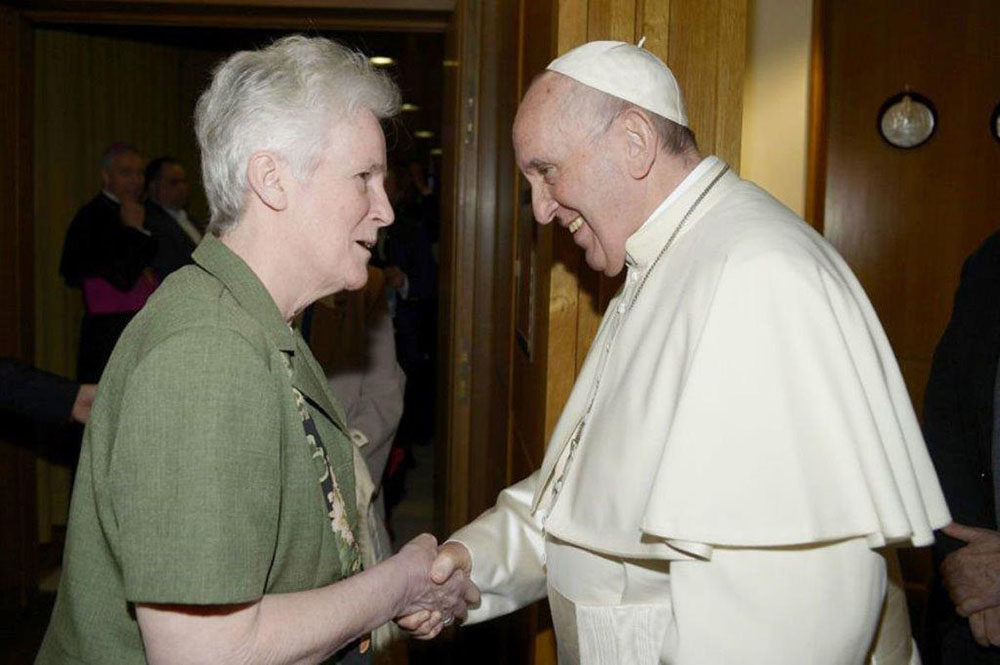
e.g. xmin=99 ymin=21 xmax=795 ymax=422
xmin=526 ymin=159 xmax=550 ymax=172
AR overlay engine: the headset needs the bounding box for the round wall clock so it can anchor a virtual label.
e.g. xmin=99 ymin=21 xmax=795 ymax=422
xmin=991 ymin=102 xmax=1000 ymax=144
xmin=877 ymin=91 xmax=937 ymax=149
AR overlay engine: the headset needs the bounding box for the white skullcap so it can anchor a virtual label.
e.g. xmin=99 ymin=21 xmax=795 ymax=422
xmin=546 ymin=40 xmax=688 ymax=128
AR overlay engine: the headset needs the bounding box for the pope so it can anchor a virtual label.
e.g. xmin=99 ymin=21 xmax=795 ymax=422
xmin=403 ymin=40 xmax=951 ymax=664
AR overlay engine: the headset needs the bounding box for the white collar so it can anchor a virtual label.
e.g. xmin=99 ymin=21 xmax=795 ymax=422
xmin=633 ymin=156 xmax=720 ymax=237
xmin=624 ymin=156 xmax=728 ymax=270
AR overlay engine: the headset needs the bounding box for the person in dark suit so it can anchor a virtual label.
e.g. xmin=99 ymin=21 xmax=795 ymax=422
xmin=144 ymin=156 xmax=202 ymax=281
xmin=59 ymin=142 xmax=158 ymax=383
xmin=377 ymin=165 xmax=438 ymax=452
xmin=924 ymin=229 xmax=1000 ymax=662
xmin=0 ymin=358 xmax=95 ymax=424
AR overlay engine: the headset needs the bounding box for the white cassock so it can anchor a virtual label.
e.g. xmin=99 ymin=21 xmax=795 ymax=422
xmin=450 ymin=157 xmax=951 ymax=665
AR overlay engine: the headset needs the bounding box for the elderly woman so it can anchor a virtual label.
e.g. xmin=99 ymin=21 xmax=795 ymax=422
xmin=37 ymin=36 xmax=475 ymax=664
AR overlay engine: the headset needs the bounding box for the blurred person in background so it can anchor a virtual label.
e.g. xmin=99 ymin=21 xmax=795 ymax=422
xmin=305 ymin=264 xmax=407 ymax=663
xmin=59 ymin=142 xmax=158 ymax=385
xmin=923 ymin=229 xmax=1000 ymax=662
xmin=144 ymin=156 xmax=201 ymax=281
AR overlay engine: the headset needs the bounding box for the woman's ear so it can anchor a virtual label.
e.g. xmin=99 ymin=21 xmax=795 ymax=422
xmin=620 ymin=108 xmax=657 ymax=180
xmin=246 ymin=152 xmax=288 ymax=211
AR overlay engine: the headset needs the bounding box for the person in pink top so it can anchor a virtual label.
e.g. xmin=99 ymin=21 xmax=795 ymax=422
xmin=59 ymin=142 xmax=158 ymax=384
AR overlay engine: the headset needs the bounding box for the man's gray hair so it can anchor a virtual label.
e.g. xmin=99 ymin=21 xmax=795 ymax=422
xmin=195 ymin=35 xmax=400 ymax=235
xmin=560 ymin=77 xmax=697 ymax=156
xmin=100 ymin=142 xmax=141 ymax=171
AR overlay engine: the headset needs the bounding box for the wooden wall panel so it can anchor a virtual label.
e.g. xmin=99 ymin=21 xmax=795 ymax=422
xmin=0 ymin=10 xmax=34 ymax=363
xmin=714 ymin=0 xmax=745 ymax=168
xmin=556 ymin=0 xmax=588 ymax=53
xmin=0 ymin=6 xmax=38 ymax=611
xmin=667 ymin=0 xmax=718 ymax=152
xmin=587 ymin=0 xmax=635 ymax=40
xmin=635 ymin=0 xmax=669 ymax=56
xmin=822 ymin=0 xmax=1000 ymax=417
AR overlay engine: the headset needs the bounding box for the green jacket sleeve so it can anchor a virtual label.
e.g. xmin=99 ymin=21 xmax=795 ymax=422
xmin=110 ymin=326 xmax=283 ymax=604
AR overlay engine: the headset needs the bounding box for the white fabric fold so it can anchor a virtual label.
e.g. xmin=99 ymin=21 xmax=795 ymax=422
xmin=532 ymin=162 xmax=949 ymax=557
xmin=451 ymin=473 xmax=549 ymax=624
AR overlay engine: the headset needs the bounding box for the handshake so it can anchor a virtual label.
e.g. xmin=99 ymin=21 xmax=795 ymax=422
xmin=390 ymin=534 xmax=481 ymax=640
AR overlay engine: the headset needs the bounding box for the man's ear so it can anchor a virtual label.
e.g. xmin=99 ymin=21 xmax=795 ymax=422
xmin=621 ymin=108 xmax=657 ymax=180
xmin=100 ymin=168 xmax=111 ymax=189
xmin=246 ymin=152 xmax=287 ymax=212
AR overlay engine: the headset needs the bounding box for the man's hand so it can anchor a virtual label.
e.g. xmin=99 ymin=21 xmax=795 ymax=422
xmin=71 ymin=384 xmax=97 ymax=424
xmin=969 ymin=606 xmax=1000 ymax=648
xmin=396 ymin=541 xmax=478 ymax=639
xmin=120 ymin=199 xmax=146 ymax=230
xmin=392 ymin=535 xmax=478 ymax=640
xmin=941 ymin=522 xmax=1000 ymax=616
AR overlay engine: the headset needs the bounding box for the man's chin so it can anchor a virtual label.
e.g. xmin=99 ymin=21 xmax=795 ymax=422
xmin=583 ymin=249 xmax=624 ymax=277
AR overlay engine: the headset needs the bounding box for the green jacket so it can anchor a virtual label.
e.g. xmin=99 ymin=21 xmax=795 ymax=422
xmin=39 ymin=234 xmax=361 ymax=663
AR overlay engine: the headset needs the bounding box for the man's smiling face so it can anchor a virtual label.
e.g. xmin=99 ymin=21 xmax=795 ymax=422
xmin=513 ymin=73 xmax=634 ymax=277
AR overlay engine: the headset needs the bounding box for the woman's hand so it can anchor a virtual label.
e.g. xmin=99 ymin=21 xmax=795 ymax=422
xmin=391 ymin=534 xmax=480 ymax=640
xmin=394 ymin=538 xmax=479 ymax=639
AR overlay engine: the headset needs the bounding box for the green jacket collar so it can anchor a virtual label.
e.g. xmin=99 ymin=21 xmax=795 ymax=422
xmin=192 ymin=233 xmax=296 ymax=352
xmin=192 ymin=235 xmax=347 ymax=430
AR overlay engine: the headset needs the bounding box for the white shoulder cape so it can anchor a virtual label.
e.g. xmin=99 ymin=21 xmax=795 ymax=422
xmin=531 ymin=162 xmax=950 ymax=559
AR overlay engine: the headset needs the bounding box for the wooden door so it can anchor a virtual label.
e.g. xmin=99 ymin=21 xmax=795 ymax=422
xmin=433 ymin=0 xmax=538 ymax=661
xmin=821 ymin=0 xmax=1000 ymax=414
xmin=818 ymin=0 xmax=1000 ymax=632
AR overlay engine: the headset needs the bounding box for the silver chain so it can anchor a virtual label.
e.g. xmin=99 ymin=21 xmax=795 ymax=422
xmin=629 ymin=165 xmax=729 ymax=309
xmin=546 ymin=165 xmax=730 ymax=516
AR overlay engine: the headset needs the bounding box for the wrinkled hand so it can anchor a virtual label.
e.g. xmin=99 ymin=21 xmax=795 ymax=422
xmin=396 ymin=540 xmax=479 ymax=639
xmin=120 ymin=199 xmax=145 ymax=230
xmin=392 ymin=535 xmax=479 ymax=640
xmin=969 ymin=606 xmax=1000 ymax=648
xmin=71 ymin=384 xmax=97 ymax=424
xmin=941 ymin=522 xmax=1000 ymax=616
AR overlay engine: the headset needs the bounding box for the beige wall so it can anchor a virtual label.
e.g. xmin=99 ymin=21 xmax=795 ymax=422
xmin=740 ymin=0 xmax=812 ymax=217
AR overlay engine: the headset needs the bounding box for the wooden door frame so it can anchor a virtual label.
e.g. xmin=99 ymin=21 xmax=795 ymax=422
xmin=436 ymin=0 xmax=512 ymax=535
xmin=804 ymin=0 xmax=827 ymax=232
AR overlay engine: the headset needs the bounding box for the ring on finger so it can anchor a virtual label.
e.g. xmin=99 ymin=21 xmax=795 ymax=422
xmin=442 ymin=615 xmax=454 ymax=626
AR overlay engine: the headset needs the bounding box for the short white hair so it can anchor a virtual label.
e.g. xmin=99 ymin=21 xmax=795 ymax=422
xmin=555 ymin=75 xmax=697 ymax=155
xmin=195 ymin=35 xmax=400 ymax=235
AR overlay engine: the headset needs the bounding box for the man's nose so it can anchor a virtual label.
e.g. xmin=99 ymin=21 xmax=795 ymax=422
xmin=531 ymin=187 xmax=557 ymax=225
